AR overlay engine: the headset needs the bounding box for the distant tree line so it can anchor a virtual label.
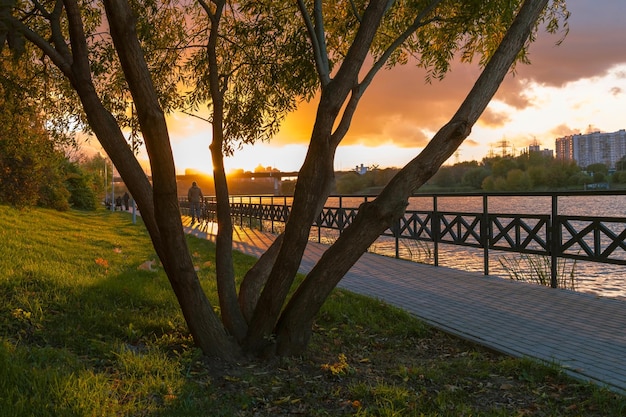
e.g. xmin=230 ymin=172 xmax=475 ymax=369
xmin=334 ymin=168 xmax=400 ymax=195
xmin=333 ymin=151 xmax=626 ymax=195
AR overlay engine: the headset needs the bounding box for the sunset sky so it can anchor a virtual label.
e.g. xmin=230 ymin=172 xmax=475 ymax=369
xmin=152 ymin=1 xmax=626 ymax=174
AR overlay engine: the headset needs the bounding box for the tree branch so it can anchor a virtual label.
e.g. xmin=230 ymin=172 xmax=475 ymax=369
xmin=297 ymin=0 xmax=330 ymax=86
xmin=362 ymin=0 xmax=442 ymax=91
xmin=9 ymin=16 xmax=71 ymax=75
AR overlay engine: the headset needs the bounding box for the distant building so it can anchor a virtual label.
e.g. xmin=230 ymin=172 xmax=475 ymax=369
xmin=527 ymin=143 xmax=554 ymax=158
xmin=555 ymin=129 xmax=626 ymax=169
xmin=355 ymin=164 xmax=368 ymax=175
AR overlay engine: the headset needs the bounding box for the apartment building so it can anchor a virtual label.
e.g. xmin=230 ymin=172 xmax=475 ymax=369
xmin=555 ymin=129 xmax=626 ymax=169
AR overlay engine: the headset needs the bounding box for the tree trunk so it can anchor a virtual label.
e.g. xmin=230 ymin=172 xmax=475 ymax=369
xmin=275 ymin=200 xmax=395 ymax=355
xmin=202 ymin=0 xmax=248 ymax=342
xmin=274 ymin=0 xmax=551 ymax=355
xmin=60 ymin=0 xmax=167 ymax=264
xmin=103 ymin=0 xmax=238 ymax=359
xmin=238 ymin=233 xmax=284 ymax=322
xmin=243 ymin=132 xmax=335 ymax=354
xmin=211 ymin=134 xmax=248 ymax=341
xmin=243 ymin=0 xmax=394 ymax=355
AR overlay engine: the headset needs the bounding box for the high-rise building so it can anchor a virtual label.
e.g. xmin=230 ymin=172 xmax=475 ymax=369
xmin=555 ymin=129 xmax=626 ymax=169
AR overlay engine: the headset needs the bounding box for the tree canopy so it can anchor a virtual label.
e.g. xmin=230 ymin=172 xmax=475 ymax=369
xmin=0 ymin=0 xmax=568 ymax=360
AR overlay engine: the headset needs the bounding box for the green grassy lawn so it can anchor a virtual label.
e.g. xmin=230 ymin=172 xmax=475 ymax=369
xmin=0 ymin=205 xmax=624 ymax=416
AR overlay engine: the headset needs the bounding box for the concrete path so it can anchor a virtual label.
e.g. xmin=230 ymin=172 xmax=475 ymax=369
xmin=186 ymin=220 xmax=626 ymax=394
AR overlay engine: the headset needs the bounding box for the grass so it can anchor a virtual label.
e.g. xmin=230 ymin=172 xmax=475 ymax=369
xmin=1 ymin=205 xmax=625 ymax=416
xmin=498 ymin=253 xmax=578 ymax=290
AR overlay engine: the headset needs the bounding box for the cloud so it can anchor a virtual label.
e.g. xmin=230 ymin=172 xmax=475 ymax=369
xmin=549 ymin=124 xmax=581 ymax=138
xmin=275 ymin=62 xmax=484 ymax=148
xmin=463 ymin=138 xmax=480 ymax=147
xmin=513 ymin=0 xmax=626 ymax=87
xmin=477 ymin=108 xmax=511 ymax=129
xmin=347 ymin=115 xmax=431 ymax=148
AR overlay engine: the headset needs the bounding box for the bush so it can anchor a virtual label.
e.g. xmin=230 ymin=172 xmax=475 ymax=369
xmin=65 ymin=161 xmax=98 ymax=210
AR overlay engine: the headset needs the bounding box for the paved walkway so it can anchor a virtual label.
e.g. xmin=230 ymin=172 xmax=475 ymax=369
xmin=186 ymin=220 xmax=626 ymax=394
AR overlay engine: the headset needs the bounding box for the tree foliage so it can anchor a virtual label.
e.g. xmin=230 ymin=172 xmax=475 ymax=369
xmin=0 ymin=51 xmax=68 ymax=208
xmin=0 ymin=47 xmax=104 ymax=210
xmin=184 ymin=0 xmax=317 ymax=153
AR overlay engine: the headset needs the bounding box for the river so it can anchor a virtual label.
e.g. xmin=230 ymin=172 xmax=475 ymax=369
xmin=313 ymin=194 xmax=626 ymax=300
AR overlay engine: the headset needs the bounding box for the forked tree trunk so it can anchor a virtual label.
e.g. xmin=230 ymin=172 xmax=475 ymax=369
xmin=211 ymin=130 xmax=248 ymax=341
xmin=273 ymin=0 xmax=551 ymax=356
xmin=242 ymin=0 xmax=391 ymax=355
xmin=243 ymin=137 xmax=336 ymax=354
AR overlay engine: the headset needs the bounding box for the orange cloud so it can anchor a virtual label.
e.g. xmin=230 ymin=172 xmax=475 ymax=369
xmin=549 ymin=124 xmax=580 ymax=137
xmin=463 ymin=138 xmax=480 ymax=147
xmin=477 ymin=108 xmax=511 ymax=129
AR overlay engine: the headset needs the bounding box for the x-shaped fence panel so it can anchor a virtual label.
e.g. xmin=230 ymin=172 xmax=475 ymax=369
xmin=559 ymin=216 xmax=626 ymax=265
xmin=438 ymin=212 xmax=482 ymax=247
xmin=489 ymin=214 xmax=550 ymax=255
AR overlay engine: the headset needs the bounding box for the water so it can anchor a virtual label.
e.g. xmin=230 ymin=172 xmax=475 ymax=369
xmin=315 ymin=195 xmax=626 ymax=300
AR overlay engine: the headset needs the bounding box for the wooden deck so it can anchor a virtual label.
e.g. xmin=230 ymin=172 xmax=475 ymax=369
xmin=187 ymin=220 xmax=626 ymax=394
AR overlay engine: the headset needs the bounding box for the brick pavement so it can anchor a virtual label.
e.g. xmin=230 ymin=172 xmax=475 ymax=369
xmin=186 ymin=219 xmax=626 ymax=394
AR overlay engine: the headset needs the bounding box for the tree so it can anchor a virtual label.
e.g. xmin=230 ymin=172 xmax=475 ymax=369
xmin=2 ymin=0 xmax=238 ymax=358
xmin=182 ymin=0 xmax=317 ymax=341
xmin=506 ymin=168 xmax=533 ymax=191
xmin=241 ymin=0 xmax=565 ymax=356
xmin=1 ymin=0 xmax=567 ymax=360
xmin=586 ymin=163 xmax=608 ymax=175
xmin=462 ymin=166 xmax=490 ymax=189
xmin=0 ymin=52 xmax=70 ymax=209
xmin=616 ymin=156 xmax=626 ymax=172
xmin=612 ymin=171 xmax=626 ymax=184
xmin=335 ymin=171 xmax=366 ymax=194
xmin=491 ymin=157 xmax=519 ymax=177
xmin=64 ymin=160 xmax=99 ymax=210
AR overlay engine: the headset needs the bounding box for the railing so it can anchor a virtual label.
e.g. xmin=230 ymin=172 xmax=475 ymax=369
xmin=180 ymin=191 xmax=626 ymax=288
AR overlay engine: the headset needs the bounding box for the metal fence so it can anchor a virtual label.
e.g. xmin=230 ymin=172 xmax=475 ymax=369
xmin=180 ymin=191 xmax=626 ymax=288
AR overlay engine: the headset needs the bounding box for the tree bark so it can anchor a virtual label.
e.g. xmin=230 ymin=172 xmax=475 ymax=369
xmin=238 ymin=233 xmax=284 ymax=322
xmin=274 ymin=0 xmax=551 ymax=355
xmin=103 ymin=0 xmax=238 ymax=359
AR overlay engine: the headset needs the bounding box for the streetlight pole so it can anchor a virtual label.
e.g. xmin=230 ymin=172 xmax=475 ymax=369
xmin=99 ymin=152 xmax=110 ymax=209
xmin=131 ymin=102 xmax=137 ymax=223
xmin=111 ymin=164 xmax=115 ymax=212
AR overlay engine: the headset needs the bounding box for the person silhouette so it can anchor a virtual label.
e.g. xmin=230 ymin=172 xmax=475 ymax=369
xmin=187 ymin=181 xmax=203 ymax=224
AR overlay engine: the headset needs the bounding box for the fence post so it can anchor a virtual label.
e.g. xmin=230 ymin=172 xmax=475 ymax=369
xmin=482 ymin=194 xmax=489 ymax=276
xmin=550 ymin=194 xmax=559 ymax=288
xmin=239 ymin=196 xmax=243 ymax=227
xmin=433 ymin=196 xmax=439 ymax=267
xmin=393 ymin=217 xmax=400 ymax=259
xmin=339 ymin=196 xmax=344 ymax=235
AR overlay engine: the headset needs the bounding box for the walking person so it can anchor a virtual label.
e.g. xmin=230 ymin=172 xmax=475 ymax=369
xmin=123 ymin=192 xmax=130 ymax=211
xmin=187 ymin=181 xmax=203 ymax=224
